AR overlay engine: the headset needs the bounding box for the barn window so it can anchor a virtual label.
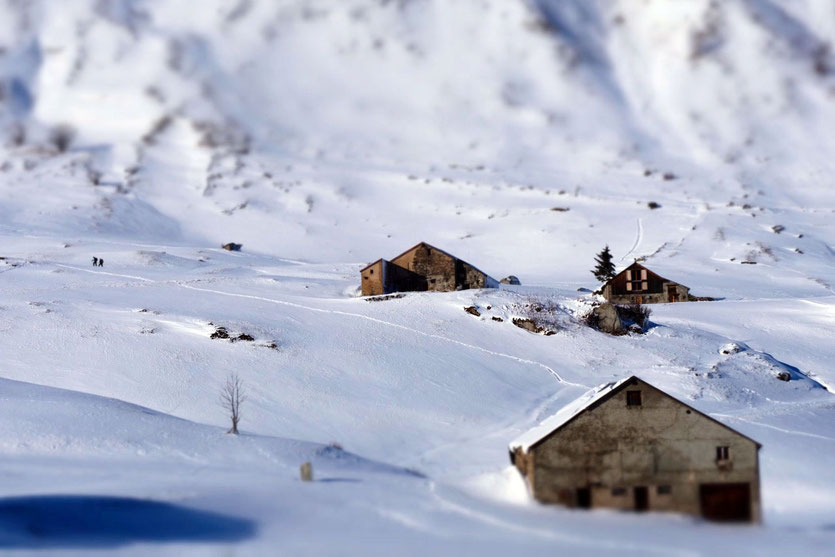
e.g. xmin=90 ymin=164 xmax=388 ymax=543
xmin=716 ymin=446 xmax=730 ymax=461
xmin=369 ymin=269 xmax=374 ymax=274
xmin=657 ymin=485 xmax=672 ymax=495
xmin=626 ymin=391 xmax=642 ymax=407
xmin=611 ymin=487 xmax=627 ymax=496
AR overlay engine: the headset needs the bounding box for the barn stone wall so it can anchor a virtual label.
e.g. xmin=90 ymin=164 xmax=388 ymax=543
xmin=516 ymin=379 xmax=760 ymax=521
xmin=360 ymin=243 xmax=495 ymax=294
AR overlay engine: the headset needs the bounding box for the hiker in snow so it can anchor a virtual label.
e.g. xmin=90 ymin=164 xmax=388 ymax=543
xmin=98 ymin=258 xmax=104 ymax=267
xmin=92 ymin=257 xmax=98 ymax=266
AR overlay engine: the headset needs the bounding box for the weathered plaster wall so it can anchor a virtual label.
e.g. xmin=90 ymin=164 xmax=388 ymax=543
xmin=520 ymin=379 xmax=760 ymax=521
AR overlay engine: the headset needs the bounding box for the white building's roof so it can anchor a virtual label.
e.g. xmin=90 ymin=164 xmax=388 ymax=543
xmin=508 ymin=376 xmax=633 ymax=452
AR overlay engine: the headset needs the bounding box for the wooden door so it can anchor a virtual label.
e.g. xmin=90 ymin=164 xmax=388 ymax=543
xmin=699 ymin=483 xmax=751 ymax=522
xmin=668 ymin=286 xmax=678 ymax=302
xmin=634 ymin=486 xmax=649 ymax=512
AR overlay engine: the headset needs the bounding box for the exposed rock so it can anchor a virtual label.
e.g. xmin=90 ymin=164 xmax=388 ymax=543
xmin=550 ymin=207 xmax=570 ymax=212
xmin=464 ymin=306 xmax=481 ymax=317
xmin=771 ymin=225 xmax=785 ymax=234
xmin=491 ymin=316 xmax=503 ymax=322
xmin=500 ymin=275 xmax=521 ymax=285
xmin=512 ymin=318 xmax=556 ymax=336
xmin=647 ymin=201 xmax=661 ymax=209
xmin=210 ymin=326 xmax=229 ymax=339
xmin=776 ymin=371 xmax=791 ymax=382
xmin=234 ymin=333 xmax=255 ymax=342
xmin=586 ymin=303 xmax=624 ymax=335
xmin=221 ymin=242 xmax=242 ymax=251
xmin=615 ymin=304 xmax=651 ymax=330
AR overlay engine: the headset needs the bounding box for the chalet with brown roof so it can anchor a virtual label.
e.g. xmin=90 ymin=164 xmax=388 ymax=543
xmin=360 ymin=242 xmax=497 ymax=296
xmin=602 ymin=262 xmax=690 ymax=304
xmin=509 ymin=376 xmax=761 ymax=522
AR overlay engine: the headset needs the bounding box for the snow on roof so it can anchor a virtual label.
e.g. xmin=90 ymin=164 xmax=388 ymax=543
xmin=509 ymin=376 xmax=634 ymax=452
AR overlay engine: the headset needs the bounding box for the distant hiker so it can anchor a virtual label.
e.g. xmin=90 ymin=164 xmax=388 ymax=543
xmin=92 ymin=257 xmax=98 ymax=266
xmin=98 ymin=258 xmax=104 ymax=267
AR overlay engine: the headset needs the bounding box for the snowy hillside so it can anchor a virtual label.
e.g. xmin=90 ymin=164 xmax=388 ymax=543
xmin=0 ymin=0 xmax=834 ymax=554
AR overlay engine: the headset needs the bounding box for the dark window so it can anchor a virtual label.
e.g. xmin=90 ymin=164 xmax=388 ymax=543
xmin=369 ymin=269 xmax=374 ymax=275
xmin=657 ymin=485 xmax=672 ymax=495
xmin=626 ymin=390 xmax=642 ymax=407
xmin=716 ymin=446 xmax=730 ymax=461
xmin=611 ymin=487 xmax=627 ymax=496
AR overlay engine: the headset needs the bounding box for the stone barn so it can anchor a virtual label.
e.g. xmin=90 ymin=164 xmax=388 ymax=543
xmin=602 ymin=262 xmax=690 ymax=304
xmin=360 ymin=242 xmax=498 ymax=296
xmin=509 ymin=377 xmax=761 ymax=522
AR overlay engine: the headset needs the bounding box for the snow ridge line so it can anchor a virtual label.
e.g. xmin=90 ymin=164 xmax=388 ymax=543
xmin=55 ymin=264 xmax=155 ymax=282
xmin=711 ymin=414 xmax=835 ymax=443
xmin=176 ymin=281 xmax=582 ymax=387
xmin=50 ymin=264 xmax=579 ymax=387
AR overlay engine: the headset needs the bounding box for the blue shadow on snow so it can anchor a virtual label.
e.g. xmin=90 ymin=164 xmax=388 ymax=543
xmin=0 ymin=495 xmax=256 ymax=549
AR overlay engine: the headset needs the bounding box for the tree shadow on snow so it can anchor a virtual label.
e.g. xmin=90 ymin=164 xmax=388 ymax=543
xmin=0 ymin=495 xmax=256 ymax=549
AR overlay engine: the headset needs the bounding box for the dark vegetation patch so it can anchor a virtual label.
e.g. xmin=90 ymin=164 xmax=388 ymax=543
xmin=364 ymin=293 xmax=405 ymax=302
xmin=209 ymin=326 xmax=260 ymax=344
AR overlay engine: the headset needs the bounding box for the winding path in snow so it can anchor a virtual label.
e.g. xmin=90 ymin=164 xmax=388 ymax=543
xmin=52 ymin=263 xmax=586 ymax=389
xmin=620 ymin=217 xmax=643 ymax=262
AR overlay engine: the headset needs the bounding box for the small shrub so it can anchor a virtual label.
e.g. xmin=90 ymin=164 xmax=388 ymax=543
xmin=49 ymin=124 xmax=76 ymax=153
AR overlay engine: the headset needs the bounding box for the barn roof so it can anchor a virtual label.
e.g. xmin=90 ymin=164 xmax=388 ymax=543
xmin=361 ymin=242 xmax=497 ymax=284
xmin=359 ymin=258 xmax=387 ymax=273
xmin=603 ymin=261 xmax=681 ymax=289
xmin=509 ymin=376 xmax=761 ymax=453
xmin=509 ymin=377 xmax=632 ymax=452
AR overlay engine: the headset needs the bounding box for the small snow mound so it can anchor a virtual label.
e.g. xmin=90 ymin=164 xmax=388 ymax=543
xmin=462 ymin=466 xmax=532 ymax=506
xmin=720 ymin=342 xmax=745 ymax=355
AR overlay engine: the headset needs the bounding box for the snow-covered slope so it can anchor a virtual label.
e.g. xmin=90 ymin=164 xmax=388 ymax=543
xmin=0 ymin=0 xmax=834 ymax=554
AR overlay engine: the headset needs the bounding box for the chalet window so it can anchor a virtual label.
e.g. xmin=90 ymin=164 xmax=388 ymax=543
xmin=716 ymin=446 xmax=730 ymax=461
xmin=657 ymin=485 xmax=672 ymax=495
xmin=369 ymin=269 xmax=374 ymax=274
xmin=611 ymin=487 xmax=627 ymax=496
xmin=626 ymin=390 xmax=642 ymax=407
xmin=626 ymin=268 xmax=648 ymax=292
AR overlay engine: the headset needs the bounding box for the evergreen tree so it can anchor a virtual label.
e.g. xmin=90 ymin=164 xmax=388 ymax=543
xmin=592 ymin=245 xmax=616 ymax=282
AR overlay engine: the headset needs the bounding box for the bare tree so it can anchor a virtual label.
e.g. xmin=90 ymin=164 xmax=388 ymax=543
xmin=219 ymin=373 xmax=246 ymax=434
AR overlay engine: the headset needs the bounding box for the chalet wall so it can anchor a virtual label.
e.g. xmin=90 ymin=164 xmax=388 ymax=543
xmin=519 ymin=379 xmax=760 ymax=521
xmin=360 ymin=260 xmax=386 ymax=296
xmin=603 ymin=264 xmax=691 ymax=304
xmin=603 ymin=281 xmax=690 ymax=304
